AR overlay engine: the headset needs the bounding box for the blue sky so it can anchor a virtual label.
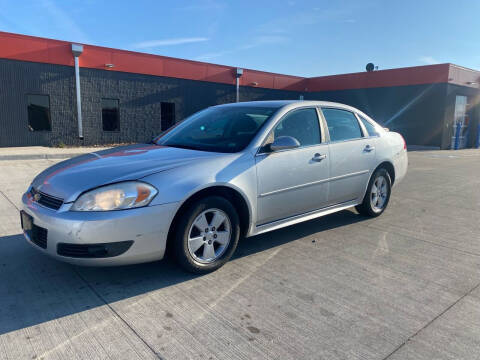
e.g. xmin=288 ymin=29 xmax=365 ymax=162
xmin=0 ymin=0 xmax=479 ymax=77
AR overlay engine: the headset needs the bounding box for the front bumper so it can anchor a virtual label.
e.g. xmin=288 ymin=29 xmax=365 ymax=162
xmin=21 ymin=192 xmax=179 ymax=266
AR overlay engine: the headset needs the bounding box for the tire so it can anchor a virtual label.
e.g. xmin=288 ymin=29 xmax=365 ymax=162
xmin=355 ymin=168 xmax=391 ymax=217
xmin=173 ymin=196 xmax=240 ymax=274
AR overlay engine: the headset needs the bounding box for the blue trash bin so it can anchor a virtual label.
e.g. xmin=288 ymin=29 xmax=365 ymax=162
xmin=454 ymin=122 xmax=462 ymax=150
xmin=476 ymin=123 xmax=480 ymax=149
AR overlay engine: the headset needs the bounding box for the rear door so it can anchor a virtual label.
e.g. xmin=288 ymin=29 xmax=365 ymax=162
xmin=321 ymin=108 xmax=376 ymax=205
xmin=255 ymin=107 xmax=330 ymax=225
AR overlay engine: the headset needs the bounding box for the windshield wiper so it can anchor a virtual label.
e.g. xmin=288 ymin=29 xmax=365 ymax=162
xmin=164 ymin=144 xmax=199 ymax=151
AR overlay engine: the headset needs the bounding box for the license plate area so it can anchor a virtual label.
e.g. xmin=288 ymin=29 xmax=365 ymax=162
xmin=20 ymin=210 xmax=33 ymax=232
xmin=20 ymin=211 xmax=48 ymax=249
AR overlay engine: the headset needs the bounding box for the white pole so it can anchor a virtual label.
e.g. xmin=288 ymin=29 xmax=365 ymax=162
xmin=72 ymin=44 xmax=84 ymax=139
xmin=74 ymin=56 xmax=83 ymax=138
xmin=235 ymin=68 xmax=243 ymax=103
xmin=236 ymin=77 xmax=240 ymax=103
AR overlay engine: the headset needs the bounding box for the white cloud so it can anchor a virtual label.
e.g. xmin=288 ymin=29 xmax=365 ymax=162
xmin=42 ymin=0 xmax=89 ymax=43
xmin=257 ymin=8 xmax=347 ymax=33
xmin=133 ymin=37 xmax=209 ymax=49
xmin=195 ymin=51 xmax=231 ymax=61
xmin=195 ymin=35 xmax=289 ymax=61
xmin=419 ymin=56 xmax=440 ymax=65
xmin=241 ymin=35 xmax=289 ymax=50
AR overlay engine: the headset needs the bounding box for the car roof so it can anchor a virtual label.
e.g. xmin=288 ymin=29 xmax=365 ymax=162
xmin=212 ymin=100 xmax=361 ymax=113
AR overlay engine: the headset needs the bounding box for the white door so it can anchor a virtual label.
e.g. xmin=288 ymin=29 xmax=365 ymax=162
xmin=255 ymin=108 xmax=330 ymax=225
xmin=321 ymin=108 xmax=376 ymax=205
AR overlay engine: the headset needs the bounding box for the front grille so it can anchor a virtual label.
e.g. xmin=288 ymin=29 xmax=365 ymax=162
xmin=57 ymin=241 xmax=134 ymax=258
xmin=30 ymin=224 xmax=48 ymax=249
xmin=30 ymin=188 xmax=63 ymax=210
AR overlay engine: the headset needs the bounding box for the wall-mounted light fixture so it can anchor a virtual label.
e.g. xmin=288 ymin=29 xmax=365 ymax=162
xmin=467 ymin=81 xmax=478 ymax=85
xmin=105 ymin=63 xmax=115 ymax=68
xmin=251 ymin=81 xmax=258 ymax=86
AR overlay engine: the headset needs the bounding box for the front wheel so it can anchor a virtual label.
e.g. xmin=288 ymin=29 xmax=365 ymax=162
xmin=173 ymin=196 xmax=240 ymax=274
xmin=355 ymin=168 xmax=391 ymax=217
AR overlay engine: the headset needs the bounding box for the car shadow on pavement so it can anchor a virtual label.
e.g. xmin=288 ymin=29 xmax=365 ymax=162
xmin=0 ymin=209 xmax=367 ymax=335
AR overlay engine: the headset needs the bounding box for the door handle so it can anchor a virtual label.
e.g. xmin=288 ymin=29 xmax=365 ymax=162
xmin=312 ymin=153 xmax=327 ymax=162
xmin=364 ymin=145 xmax=375 ymax=152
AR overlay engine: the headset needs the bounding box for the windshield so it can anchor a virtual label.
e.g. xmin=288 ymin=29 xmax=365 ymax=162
xmin=155 ymin=106 xmax=278 ymax=153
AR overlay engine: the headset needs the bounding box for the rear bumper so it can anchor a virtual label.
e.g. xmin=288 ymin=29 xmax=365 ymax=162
xmin=21 ymin=192 xmax=179 ymax=266
xmin=393 ymin=149 xmax=408 ymax=187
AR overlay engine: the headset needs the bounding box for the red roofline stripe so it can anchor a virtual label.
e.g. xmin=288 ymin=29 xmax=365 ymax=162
xmin=307 ymin=63 xmax=451 ymax=91
xmin=0 ymin=31 xmax=306 ymax=91
xmin=1 ymin=31 xmax=479 ymax=91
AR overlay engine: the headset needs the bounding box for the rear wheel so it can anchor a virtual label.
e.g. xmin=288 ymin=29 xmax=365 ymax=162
xmin=173 ymin=196 xmax=240 ymax=273
xmin=355 ymin=168 xmax=391 ymax=217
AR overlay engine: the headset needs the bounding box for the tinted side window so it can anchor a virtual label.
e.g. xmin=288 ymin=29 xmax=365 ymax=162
xmin=27 ymin=94 xmax=51 ymax=131
xmin=272 ymin=108 xmax=321 ymax=146
xmin=358 ymin=115 xmax=379 ymax=136
xmin=322 ymin=108 xmax=362 ymax=142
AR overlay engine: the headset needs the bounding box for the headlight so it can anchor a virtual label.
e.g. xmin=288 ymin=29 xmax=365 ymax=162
xmin=71 ymin=181 xmax=158 ymax=211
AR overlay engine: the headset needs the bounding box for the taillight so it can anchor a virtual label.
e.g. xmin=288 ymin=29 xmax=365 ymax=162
xmin=401 ymin=135 xmax=407 ymax=150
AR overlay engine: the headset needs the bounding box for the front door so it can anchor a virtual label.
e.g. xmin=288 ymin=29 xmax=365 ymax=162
xmin=321 ymin=108 xmax=376 ymax=205
xmin=255 ymin=108 xmax=330 ymax=225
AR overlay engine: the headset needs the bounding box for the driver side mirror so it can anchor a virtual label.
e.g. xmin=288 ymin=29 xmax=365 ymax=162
xmin=269 ymin=136 xmax=300 ymax=152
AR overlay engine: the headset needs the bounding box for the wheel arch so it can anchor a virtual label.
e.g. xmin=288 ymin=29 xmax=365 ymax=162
xmin=165 ymin=184 xmax=252 ymax=255
xmin=361 ymin=161 xmax=396 ymax=201
xmin=376 ymin=161 xmax=395 ymax=185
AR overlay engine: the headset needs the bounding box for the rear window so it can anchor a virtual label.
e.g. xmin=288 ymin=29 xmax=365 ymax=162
xmin=322 ymin=108 xmax=363 ymax=142
xmin=359 ymin=115 xmax=379 ymax=136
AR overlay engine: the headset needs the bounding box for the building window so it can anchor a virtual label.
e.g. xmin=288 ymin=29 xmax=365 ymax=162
xmin=102 ymin=98 xmax=120 ymax=131
xmin=27 ymin=94 xmax=51 ymax=131
xmin=161 ymin=102 xmax=175 ymax=130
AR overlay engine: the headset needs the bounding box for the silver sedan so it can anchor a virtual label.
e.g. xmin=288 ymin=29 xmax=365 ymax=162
xmin=21 ymin=101 xmax=408 ymax=273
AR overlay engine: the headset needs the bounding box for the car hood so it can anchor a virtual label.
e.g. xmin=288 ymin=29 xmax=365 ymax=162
xmin=31 ymin=143 xmax=219 ymax=202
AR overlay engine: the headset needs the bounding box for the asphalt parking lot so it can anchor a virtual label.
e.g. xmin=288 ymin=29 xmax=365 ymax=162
xmin=1 ymin=149 xmax=479 ymax=360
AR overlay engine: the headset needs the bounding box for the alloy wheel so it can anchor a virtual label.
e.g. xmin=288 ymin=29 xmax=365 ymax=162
xmin=187 ymin=208 xmax=231 ymax=264
xmin=370 ymin=175 xmax=388 ymax=212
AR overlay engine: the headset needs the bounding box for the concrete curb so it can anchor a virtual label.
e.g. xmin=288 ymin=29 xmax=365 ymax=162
xmin=0 ymin=153 xmax=86 ymax=161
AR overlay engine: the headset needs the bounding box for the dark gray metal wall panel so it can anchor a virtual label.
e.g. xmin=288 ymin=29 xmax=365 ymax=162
xmin=77 ymin=68 xmax=301 ymax=146
xmin=0 ymin=58 xmax=77 ymax=147
xmin=306 ymin=83 xmax=450 ymax=148
xmin=5 ymin=58 xmax=477 ymax=149
xmin=0 ymin=58 xmax=300 ymax=147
